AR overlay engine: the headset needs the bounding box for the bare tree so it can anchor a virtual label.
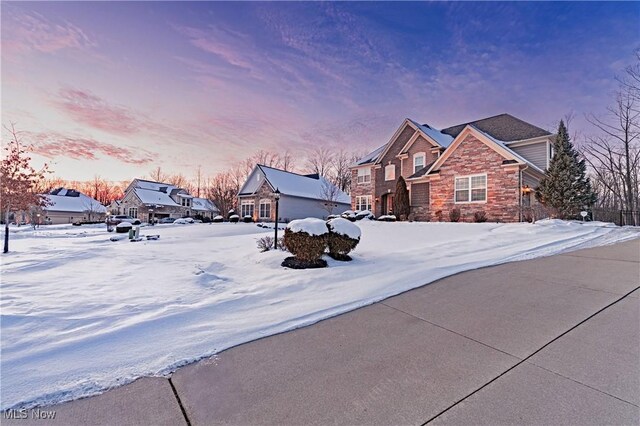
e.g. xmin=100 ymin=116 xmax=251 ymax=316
xmin=305 ymin=146 xmax=334 ymax=177
xmin=328 ymin=149 xmax=352 ymax=193
xmin=147 ymin=166 xmax=169 ymax=183
xmin=1 ymin=123 xmax=51 ymax=253
xmin=584 ymin=89 xmax=639 ymax=213
xmin=83 ymin=198 xmax=104 ymax=222
xmin=207 ymin=172 xmax=238 ymax=217
xmin=318 ymin=179 xmax=341 ymax=216
xmin=194 ymin=165 xmax=203 ymax=197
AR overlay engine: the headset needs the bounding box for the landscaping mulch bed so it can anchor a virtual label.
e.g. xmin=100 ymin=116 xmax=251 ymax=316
xmin=281 ymin=256 xmax=327 ymax=269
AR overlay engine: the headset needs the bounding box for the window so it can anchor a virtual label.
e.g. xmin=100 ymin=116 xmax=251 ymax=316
xmin=385 ymin=164 xmax=395 ymax=181
xmin=181 ymin=198 xmax=191 ymax=207
xmin=357 ymin=168 xmax=371 ymax=184
xmin=241 ymin=200 xmax=254 ymax=218
xmin=128 ymin=207 xmax=138 ymax=218
xmin=413 ymin=153 xmax=425 ymax=174
xmin=455 ymin=174 xmax=487 ymax=203
xmin=259 ymin=199 xmax=271 ymax=219
xmin=355 ymin=195 xmax=372 ymax=212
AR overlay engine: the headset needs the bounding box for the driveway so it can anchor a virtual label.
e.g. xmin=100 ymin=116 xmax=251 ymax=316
xmin=5 ymin=239 xmax=639 ymax=425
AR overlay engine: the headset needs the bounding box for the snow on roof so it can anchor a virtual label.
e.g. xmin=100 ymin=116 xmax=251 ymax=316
xmin=134 ymin=179 xmax=179 ymax=192
xmin=259 ymin=165 xmax=350 ymax=204
xmin=192 ymin=197 xmax=218 ymax=212
xmin=408 ymin=119 xmax=454 ymax=148
xmin=133 ymin=188 xmax=180 ymax=207
xmin=287 ymin=218 xmax=329 ymax=236
xmin=354 ymin=144 xmax=386 ymax=166
xmin=471 ymin=126 xmax=545 ymax=174
xmin=43 ymin=189 xmax=106 ymax=213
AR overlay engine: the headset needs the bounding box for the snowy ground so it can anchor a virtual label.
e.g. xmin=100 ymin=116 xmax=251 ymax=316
xmin=1 ymin=220 xmax=638 ymax=409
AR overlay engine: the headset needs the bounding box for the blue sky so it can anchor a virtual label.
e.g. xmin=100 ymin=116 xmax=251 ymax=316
xmin=2 ymin=1 xmax=638 ymax=180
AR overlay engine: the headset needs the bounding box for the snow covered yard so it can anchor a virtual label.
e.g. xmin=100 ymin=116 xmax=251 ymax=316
xmin=1 ymin=220 xmax=638 ymax=409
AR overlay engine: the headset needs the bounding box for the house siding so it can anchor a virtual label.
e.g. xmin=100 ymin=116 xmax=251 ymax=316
xmin=429 ymin=134 xmax=520 ymax=222
xmin=509 ymin=141 xmax=548 ymax=171
xmin=409 ymin=182 xmax=430 ymax=221
xmin=278 ymin=195 xmax=350 ymax=222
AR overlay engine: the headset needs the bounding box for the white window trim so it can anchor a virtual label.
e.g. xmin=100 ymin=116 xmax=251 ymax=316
xmin=357 ymin=167 xmax=371 ymax=184
xmin=385 ymin=164 xmax=395 ymax=181
xmin=258 ymin=199 xmax=271 ymax=219
xmin=454 ymin=173 xmax=488 ymax=204
xmin=240 ymin=200 xmax=255 ymax=217
xmin=413 ymin=152 xmax=426 ymax=174
xmin=355 ymin=195 xmax=372 ymax=212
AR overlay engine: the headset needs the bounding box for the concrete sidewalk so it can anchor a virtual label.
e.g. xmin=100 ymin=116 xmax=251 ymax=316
xmin=6 ymin=239 xmax=639 ymax=425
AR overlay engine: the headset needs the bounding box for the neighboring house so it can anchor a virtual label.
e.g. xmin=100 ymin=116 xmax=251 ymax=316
xmin=238 ymin=164 xmax=351 ymax=222
xmin=42 ymin=187 xmax=107 ymax=224
xmin=351 ymin=114 xmax=554 ymax=222
xmin=191 ymin=197 xmax=218 ymax=220
xmin=118 ymin=179 xmax=218 ymax=222
xmin=108 ymin=199 xmax=123 ymax=215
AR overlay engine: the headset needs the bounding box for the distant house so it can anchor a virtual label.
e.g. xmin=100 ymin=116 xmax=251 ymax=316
xmin=351 ymin=114 xmax=554 ymax=222
xmin=42 ymin=188 xmax=107 ymax=224
xmin=238 ymin=165 xmax=350 ymax=222
xmin=118 ymin=179 xmax=218 ymax=222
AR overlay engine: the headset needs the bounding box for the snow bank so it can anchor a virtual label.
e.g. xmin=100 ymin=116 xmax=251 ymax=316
xmin=327 ymin=218 xmax=361 ymax=239
xmin=1 ymin=221 xmax=637 ymax=410
xmin=287 ymin=218 xmax=328 ymax=236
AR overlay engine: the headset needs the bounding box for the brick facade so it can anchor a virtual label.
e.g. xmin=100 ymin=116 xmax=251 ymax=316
xmin=429 ymin=134 xmax=520 ymax=222
xmin=401 ymin=135 xmax=440 ymax=178
xmin=350 ymin=167 xmax=375 ymax=212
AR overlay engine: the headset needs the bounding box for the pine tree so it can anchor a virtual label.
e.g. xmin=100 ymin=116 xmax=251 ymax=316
xmin=393 ymin=176 xmax=410 ymax=220
xmin=535 ymin=120 xmax=596 ymax=219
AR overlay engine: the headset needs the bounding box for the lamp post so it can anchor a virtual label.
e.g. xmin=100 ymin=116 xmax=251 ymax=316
xmin=274 ymin=188 xmax=280 ymax=249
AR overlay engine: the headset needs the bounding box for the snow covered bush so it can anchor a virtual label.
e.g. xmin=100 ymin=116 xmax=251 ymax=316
xmin=377 ymin=215 xmax=397 ymax=222
xmin=341 ymin=210 xmax=357 ymax=222
xmin=355 ymin=210 xmax=374 ymax=221
xmin=327 ymin=214 xmax=340 ymax=220
xmin=326 ymin=217 xmax=361 ymax=261
xmin=449 ymin=208 xmax=461 ymax=222
xmin=282 ymin=218 xmax=328 ymax=268
xmin=229 ymin=214 xmax=239 ymax=223
xmin=174 ymin=218 xmax=189 ymax=224
xmin=212 ymin=215 xmax=224 ymax=223
xmin=243 ymin=215 xmax=254 ymax=223
xmin=115 ymin=222 xmax=132 ymax=233
xmin=473 ymin=210 xmax=488 ymax=223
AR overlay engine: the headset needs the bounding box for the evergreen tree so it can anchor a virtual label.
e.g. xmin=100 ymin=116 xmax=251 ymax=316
xmin=535 ymin=120 xmax=596 ymax=219
xmin=393 ymin=176 xmax=410 ymax=220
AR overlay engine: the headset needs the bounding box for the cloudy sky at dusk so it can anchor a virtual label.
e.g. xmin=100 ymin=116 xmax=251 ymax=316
xmin=2 ymin=1 xmax=638 ymax=181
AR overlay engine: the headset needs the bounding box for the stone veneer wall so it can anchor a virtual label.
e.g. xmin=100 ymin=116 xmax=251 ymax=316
xmin=238 ymin=180 xmax=276 ymax=221
xmin=429 ymin=134 xmax=520 ymax=222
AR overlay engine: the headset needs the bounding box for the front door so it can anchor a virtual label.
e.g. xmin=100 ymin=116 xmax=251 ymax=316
xmin=381 ymin=193 xmax=395 ymax=215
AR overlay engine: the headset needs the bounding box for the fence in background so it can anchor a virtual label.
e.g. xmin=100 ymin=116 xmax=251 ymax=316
xmin=592 ymin=208 xmax=639 ymax=226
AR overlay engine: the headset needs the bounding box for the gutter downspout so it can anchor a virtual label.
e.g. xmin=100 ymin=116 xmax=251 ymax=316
xmin=519 ymin=164 xmax=529 ymax=222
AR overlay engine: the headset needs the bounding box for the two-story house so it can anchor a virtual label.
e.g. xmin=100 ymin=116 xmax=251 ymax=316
xmin=351 ymin=114 xmax=554 ymax=222
xmin=117 ymin=179 xmax=218 ymax=222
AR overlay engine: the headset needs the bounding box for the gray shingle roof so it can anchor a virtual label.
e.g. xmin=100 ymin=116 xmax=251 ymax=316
xmin=441 ymin=114 xmax=551 ymax=142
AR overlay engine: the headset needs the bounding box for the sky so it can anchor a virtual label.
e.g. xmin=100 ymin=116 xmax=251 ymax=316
xmin=2 ymin=1 xmax=638 ymax=181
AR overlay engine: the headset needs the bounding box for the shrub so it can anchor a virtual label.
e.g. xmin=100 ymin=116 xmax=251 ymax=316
xmin=435 ymin=210 xmax=443 ymax=222
xmin=115 ymin=222 xmax=132 ymax=233
xmin=355 ymin=210 xmax=374 ymax=221
xmin=212 ymin=215 xmax=224 ymax=223
xmin=202 ymin=216 xmax=212 ymax=223
xmin=229 ymin=214 xmax=239 ymax=223
xmin=377 ymin=215 xmax=397 ymax=222
xmin=257 ymin=236 xmax=275 ymax=252
xmin=283 ymin=218 xmax=328 ymax=262
xmin=327 ymin=214 xmax=340 ymax=220
xmin=326 ymin=218 xmax=360 ymax=260
xmin=243 ymin=215 xmax=254 ymax=223
xmin=341 ymin=210 xmax=357 ymax=222
xmin=473 ymin=210 xmax=488 ymax=223
xmin=449 ymin=208 xmax=461 ymax=222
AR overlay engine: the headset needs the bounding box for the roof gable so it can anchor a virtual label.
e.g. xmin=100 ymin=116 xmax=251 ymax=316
xmin=242 ymin=165 xmax=350 ymax=203
xmin=441 ymin=113 xmax=551 ymax=142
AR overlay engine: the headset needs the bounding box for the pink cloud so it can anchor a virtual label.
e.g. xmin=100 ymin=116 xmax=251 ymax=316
xmin=1 ymin=8 xmax=95 ymax=56
xmin=52 ymin=88 xmax=140 ymax=135
xmin=25 ymin=132 xmax=155 ymax=165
